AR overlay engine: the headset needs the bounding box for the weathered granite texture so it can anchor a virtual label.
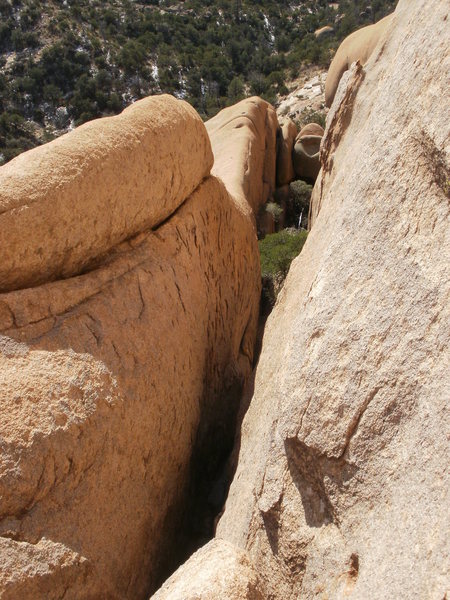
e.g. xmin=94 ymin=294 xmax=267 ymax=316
xmin=154 ymin=1 xmax=450 ymax=597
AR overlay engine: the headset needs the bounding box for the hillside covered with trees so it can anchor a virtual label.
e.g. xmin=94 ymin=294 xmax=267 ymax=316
xmin=0 ymin=0 xmax=397 ymax=164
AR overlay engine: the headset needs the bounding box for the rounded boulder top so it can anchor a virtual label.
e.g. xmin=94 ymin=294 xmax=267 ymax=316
xmin=0 ymin=95 xmax=213 ymax=292
xmin=325 ymin=14 xmax=394 ymax=108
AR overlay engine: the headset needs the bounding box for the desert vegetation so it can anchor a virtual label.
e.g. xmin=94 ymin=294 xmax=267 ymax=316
xmin=259 ymin=228 xmax=308 ymax=310
xmin=0 ymin=0 xmax=397 ymax=163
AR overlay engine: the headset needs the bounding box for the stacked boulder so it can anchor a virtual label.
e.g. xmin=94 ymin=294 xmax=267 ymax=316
xmin=0 ymin=95 xmax=212 ymax=291
xmin=292 ymin=122 xmax=324 ymax=182
xmin=267 ymin=119 xmax=324 ymax=233
xmin=0 ymin=95 xmax=278 ymax=598
xmin=205 ymin=96 xmax=278 ymax=217
xmin=325 ymin=13 xmax=393 ymax=107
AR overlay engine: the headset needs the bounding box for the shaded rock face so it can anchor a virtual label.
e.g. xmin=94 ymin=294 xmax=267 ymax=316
xmin=324 ymin=13 xmax=393 ymax=107
xmin=154 ymin=1 xmax=449 ymax=598
xmin=276 ymin=118 xmax=298 ymax=187
xmin=0 ymin=93 xmax=279 ymax=597
xmin=293 ymin=123 xmax=324 ymax=182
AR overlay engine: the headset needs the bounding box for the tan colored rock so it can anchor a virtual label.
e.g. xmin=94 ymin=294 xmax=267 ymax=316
xmin=276 ymin=118 xmax=298 ymax=186
xmin=206 ymin=97 xmax=278 ymax=216
xmin=0 ymin=94 xmax=213 ymax=292
xmin=298 ymin=123 xmax=324 ymax=138
xmin=215 ymin=1 xmax=450 ymax=598
xmin=314 ymin=25 xmax=334 ymax=39
xmin=325 ymin=13 xmax=393 ymax=107
xmin=309 ymin=62 xmax=364 ymax=227
xmin=0 ymin=538 xmax=98 ymax=600
xmin=151 ymin=539 xmax=263 ymax=600
xmin=292 ymin=123 xmax=324 ymax=182
xmin=0 ymin=173 xmax=261 ymax=597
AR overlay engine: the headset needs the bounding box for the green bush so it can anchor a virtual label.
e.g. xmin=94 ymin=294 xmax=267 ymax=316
xmin=289 ymin=179 xmax=313 ymax=213
xmin=296 ymin=109 xmax=326 ymax=131
xmin=259 ymin=228 xmax=308 ymax=310
xmin=265 ymin=201 xmax=284 ymax=223
xmin=259 ymin=229 xmax=308 ymax=279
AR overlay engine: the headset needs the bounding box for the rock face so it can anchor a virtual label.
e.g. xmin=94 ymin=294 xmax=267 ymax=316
xmin=0 ymin=537 xmax=96 ymax=600
xmin=293 ymin=123 xmax=324 ymax=182
xmin=314 ymin=25 xmax=334 ymax=39
xmin=324 ymin=13 xmax=393 ymax=107
xmin=206 ymin=97 xmax=278 ymax=216
xmin=0 ymin=95 xmax=213 ymax=292
xmin=152 ymin=539 xmax=263 ymax=600
xmin=0 ymin=92 xmax=273 ymax=598
xmin=276 ymin=118 xmax=298 ymax=187
xmin=155 ymin=1 xmax=450 ymax=598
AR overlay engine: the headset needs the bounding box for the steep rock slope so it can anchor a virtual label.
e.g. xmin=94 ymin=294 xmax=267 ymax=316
xmin=217 ymin=1 xmax=450 ymax=597
xmin=0 ymin=92 xmax=278 ymax=598
xmin=324 ymin=13 xmax=393 ymax=107
xmin=152 ymin=0 xmax=450 ymax=597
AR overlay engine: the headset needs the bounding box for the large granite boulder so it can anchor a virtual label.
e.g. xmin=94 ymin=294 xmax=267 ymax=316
xmin=0 ymin=95 xmax=213 ymax=292
xmin=0 ymin=92 xmax=278 ymax=598
xmin=154 ymin=1 xmax=450 ymax=597
xmin=298 ymin=123 xmax=325 ymax=138
xmin=325 ymin=13 xmax=393 ymax=107
xmin=205 ymin=97 xmax=278 ymax=216
xmin=293 ymin=123 xmax=324 ymax=182
xmin=0 ymin=176 xmax=261 ymax=599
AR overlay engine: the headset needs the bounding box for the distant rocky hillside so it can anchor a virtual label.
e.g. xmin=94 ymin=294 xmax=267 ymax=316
xmin=0 ymin=0 xmax=396 ymax=163
xmin=276 ymin=68 xmax=327 ymax=126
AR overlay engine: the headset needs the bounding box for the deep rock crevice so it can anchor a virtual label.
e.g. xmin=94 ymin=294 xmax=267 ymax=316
xmin=152 ymin=3 xmax=449 ymax=598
